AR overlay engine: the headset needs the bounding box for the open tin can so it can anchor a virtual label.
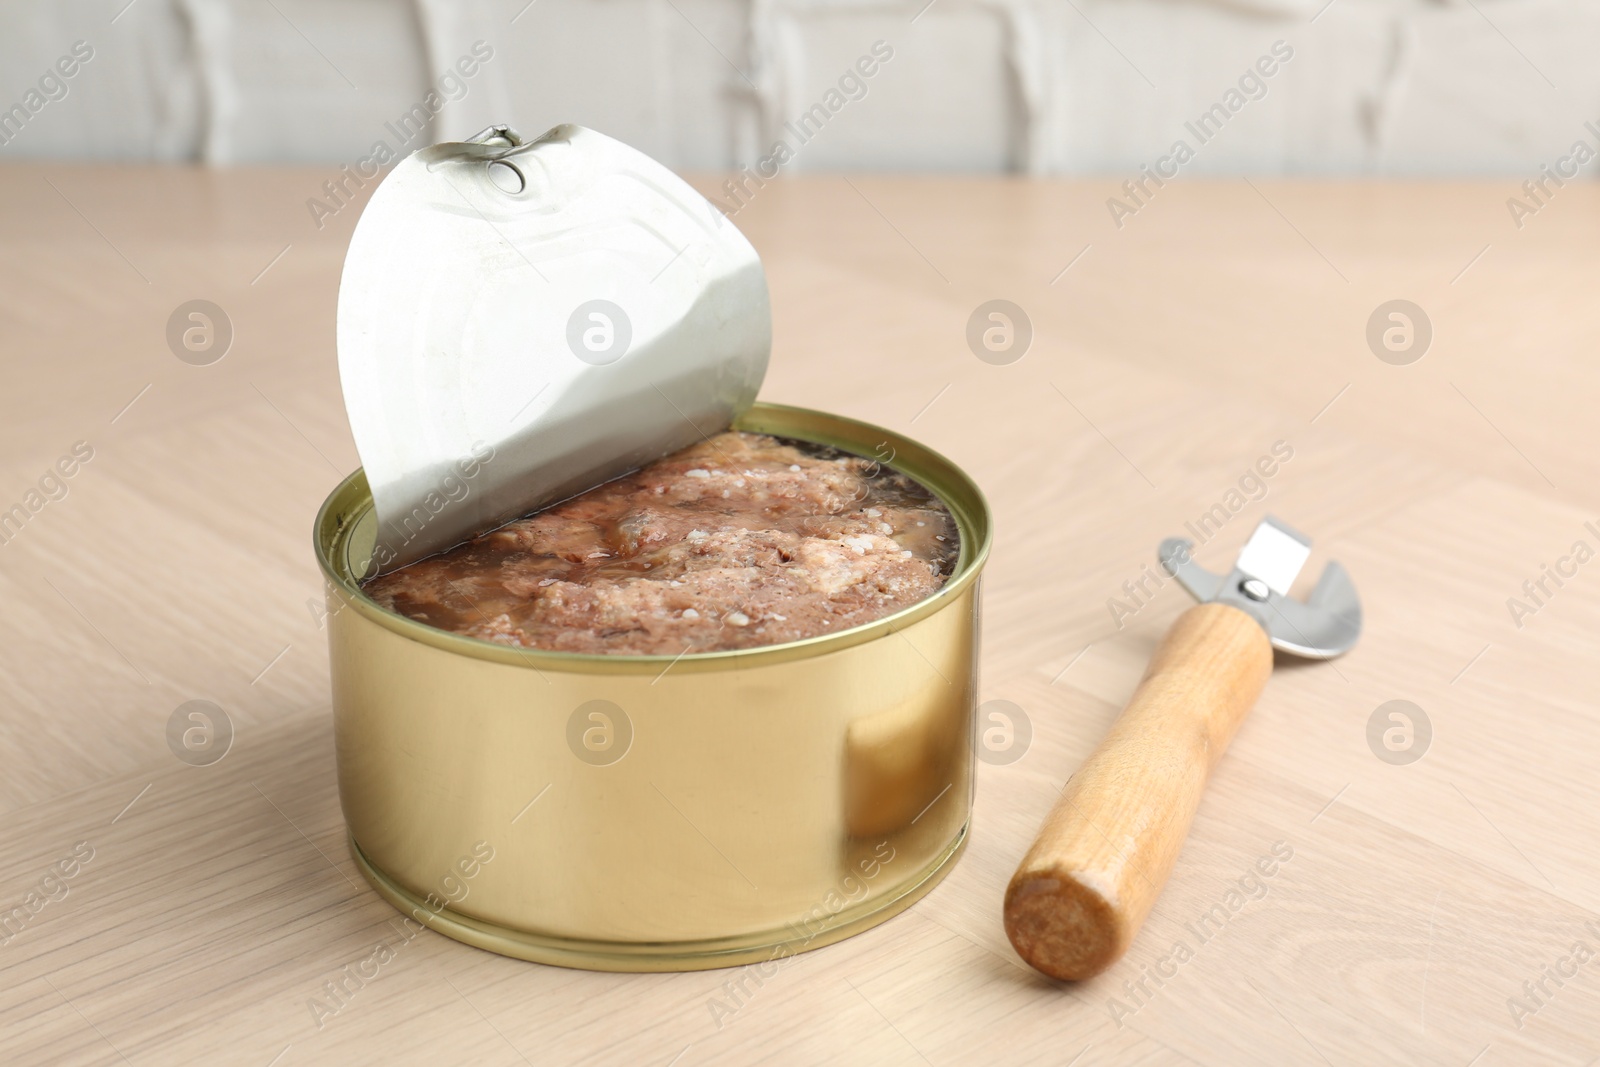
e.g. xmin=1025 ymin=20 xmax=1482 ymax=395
xmin=315 ymin=402 xmax=990 ymax=970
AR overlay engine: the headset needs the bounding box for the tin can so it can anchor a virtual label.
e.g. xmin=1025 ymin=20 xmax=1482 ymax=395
xmin=314 ymin=402 xmax=992 ymax=971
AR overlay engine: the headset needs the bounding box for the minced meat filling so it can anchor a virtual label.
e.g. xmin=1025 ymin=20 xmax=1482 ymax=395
xmin=364 ymin=431 xmax=959 ymax=655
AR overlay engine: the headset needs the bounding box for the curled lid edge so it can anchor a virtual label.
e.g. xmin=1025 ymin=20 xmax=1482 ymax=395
xmin=337 ymin=124 xmax=771 ymax=575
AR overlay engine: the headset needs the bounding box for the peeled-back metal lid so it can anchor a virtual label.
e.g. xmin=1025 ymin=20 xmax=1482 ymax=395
xmin=338 ymin=124 xmax=771 ymax=574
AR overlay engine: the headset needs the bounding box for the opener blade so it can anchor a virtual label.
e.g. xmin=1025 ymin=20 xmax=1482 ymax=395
xmin=1233 ymin=516 xmax=1312 ymax=596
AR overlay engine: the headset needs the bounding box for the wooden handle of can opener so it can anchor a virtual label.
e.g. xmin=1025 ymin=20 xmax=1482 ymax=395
xmin=1004 ymin=602 xmax=1273 ymax=981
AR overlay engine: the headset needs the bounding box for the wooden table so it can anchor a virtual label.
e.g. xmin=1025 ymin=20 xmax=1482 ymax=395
xmin=2 ymin=164 xmax=1598 ymax=1066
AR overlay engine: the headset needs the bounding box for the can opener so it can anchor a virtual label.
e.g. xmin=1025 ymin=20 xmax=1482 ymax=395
xmin=1004 ymin=516 xmax=1361 ymax=980
xmin=337 ymin=124 xmax=770 ymax=574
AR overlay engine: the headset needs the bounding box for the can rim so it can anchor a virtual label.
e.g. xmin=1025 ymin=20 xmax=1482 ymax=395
xmin=313 ymin=402 xmax=992 ymax=675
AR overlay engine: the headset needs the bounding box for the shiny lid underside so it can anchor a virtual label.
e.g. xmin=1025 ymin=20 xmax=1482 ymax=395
xmin=338 ymin=124 xmax=771 ymax=574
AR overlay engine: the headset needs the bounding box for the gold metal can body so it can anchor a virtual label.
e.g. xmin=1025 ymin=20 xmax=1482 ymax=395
xmin=313 ymin=403 xmax=992 ymax=971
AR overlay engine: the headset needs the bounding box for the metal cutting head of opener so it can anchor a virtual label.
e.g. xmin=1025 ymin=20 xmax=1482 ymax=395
xmin=1159 ymin=515 xmax=1361 ymax=659
xmin=1005 ymin=516 xmax=1362 ymax=981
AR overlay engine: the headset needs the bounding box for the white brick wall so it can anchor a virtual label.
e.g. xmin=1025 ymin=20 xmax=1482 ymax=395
xmin=0 ymin=0 xmax=1595 ymax=175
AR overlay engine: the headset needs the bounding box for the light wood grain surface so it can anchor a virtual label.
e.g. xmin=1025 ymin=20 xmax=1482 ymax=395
xmin=2 ymin=164 xmax=1599 ymax=1066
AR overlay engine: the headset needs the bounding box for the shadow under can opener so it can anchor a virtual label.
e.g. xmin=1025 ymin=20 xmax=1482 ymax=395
xmin=1004 ymin=516 xmax=1362 ymax=981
